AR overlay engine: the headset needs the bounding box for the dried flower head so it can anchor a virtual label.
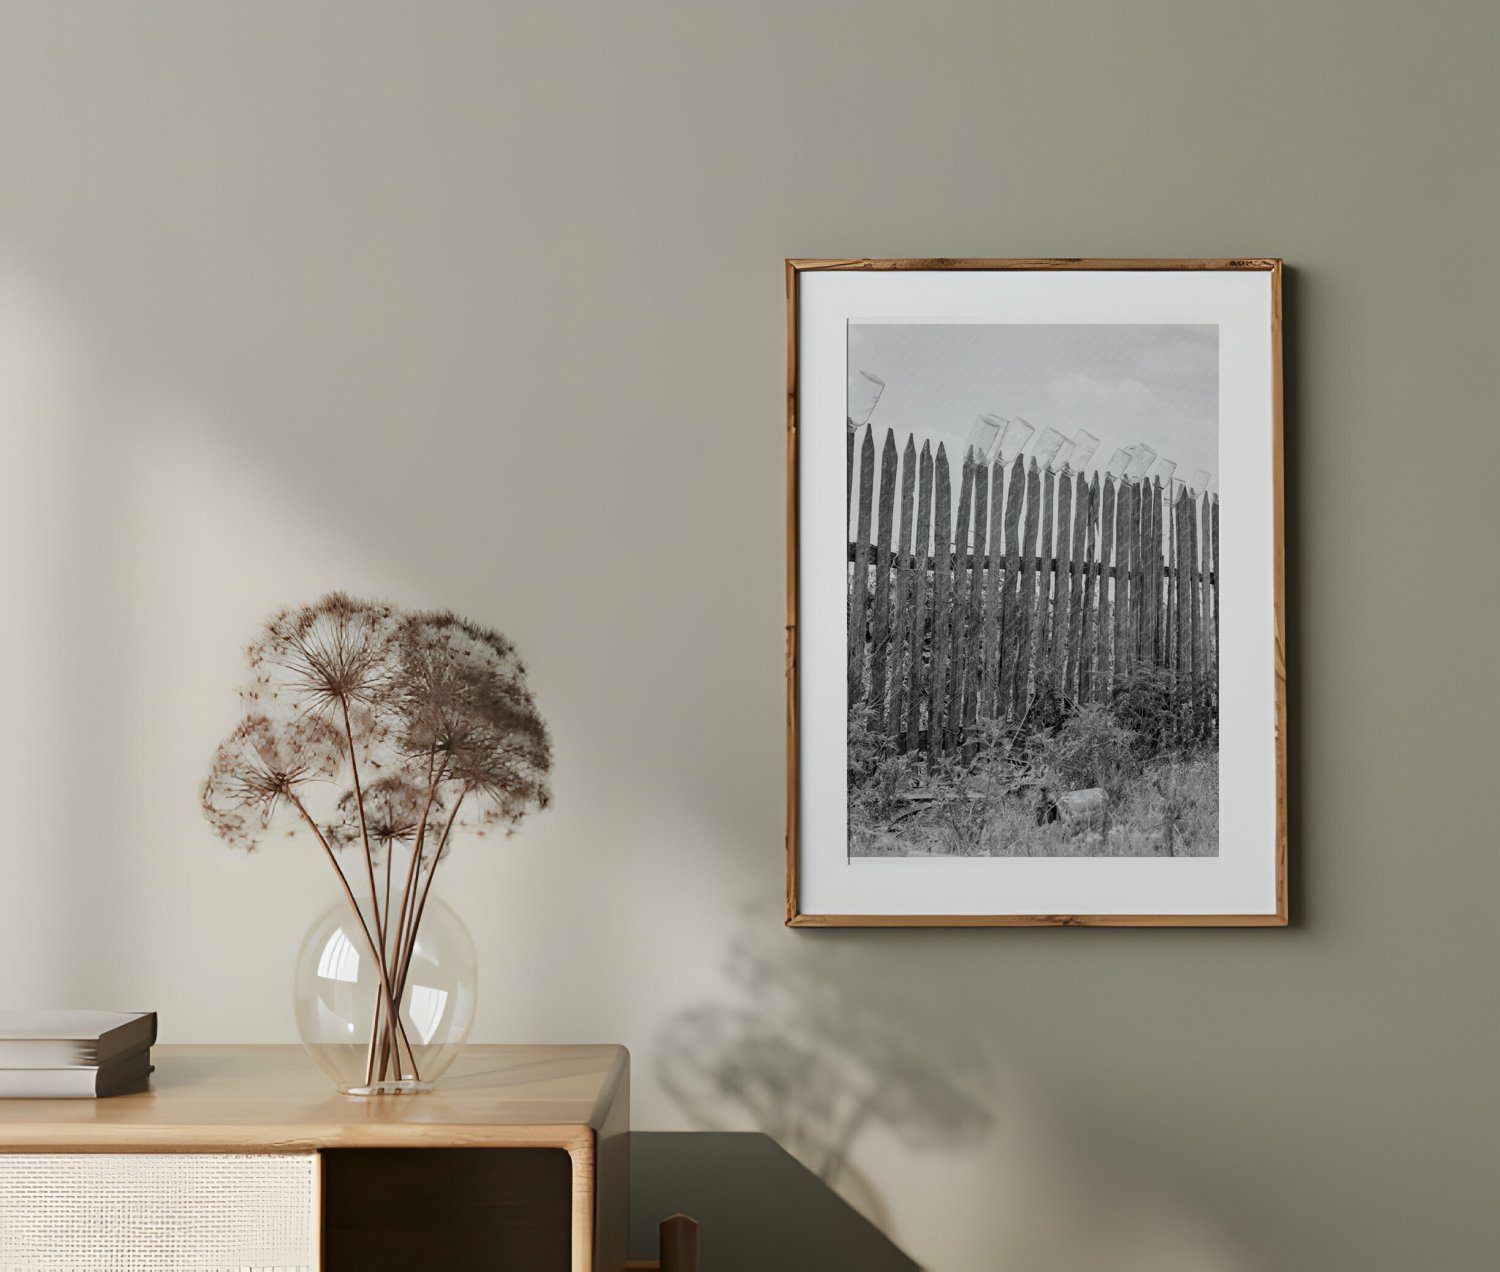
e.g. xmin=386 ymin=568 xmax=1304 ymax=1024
xmin=202 ymin=714 xmax=346 ymax=851
xmin=391 ymin=611 xmax=552 ymax=834
xmin=206 ymin=595 xmax=551 ymax=855
xmin=327 ymin=774 xmax=445 ymax=860
xmin=245 ymin=592 xmax=397 ymax=720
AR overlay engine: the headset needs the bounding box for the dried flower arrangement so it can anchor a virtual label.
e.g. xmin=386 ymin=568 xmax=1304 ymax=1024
xmin=202 ymin=593 xmax=551 ymax=1087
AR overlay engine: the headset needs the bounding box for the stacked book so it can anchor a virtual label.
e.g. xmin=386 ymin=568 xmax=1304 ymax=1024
xmin=0 ymin=1010 xmax=157 ymax=1098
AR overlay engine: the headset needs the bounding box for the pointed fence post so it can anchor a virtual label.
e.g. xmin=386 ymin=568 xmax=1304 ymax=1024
xmin=868 ymin=430 xmax=898 ymax=717
xmin=1079 ymin=473 xmax=1100 ymax=702
xmin=926 ymin=446 xmax=952 ymax=764
xmin=887 ymin=436 xmax=918 ymax=740
xmin=1064 ymin=470 xmax=1089 ymax=697
xmin=945 ymin=453 xmax=976 ymax=754
xmin=847 ymin=426 xmax=874 ymax=704
xmin=905 ymin=443 xmax=934 ymax=753
xmin=1098 ymin=474 xmax=1116 ymax=698
xmin=963 ymin=458 xmax=990 ymax=747
xmin=1015 ymin=459 xmax=1041 ymax=718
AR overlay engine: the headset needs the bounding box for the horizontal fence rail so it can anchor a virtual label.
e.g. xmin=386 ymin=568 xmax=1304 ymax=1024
xmin=847 ymin=425 xmax=1220 ymax=756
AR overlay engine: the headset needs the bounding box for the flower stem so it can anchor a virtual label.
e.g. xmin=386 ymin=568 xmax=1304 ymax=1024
xmin=289 ymin=792 xmax=418 ymax=1084
xmin=340 ymin=699 xmax=385 ymax=950
xmin=388 ymin=750 xmax=440 ymax=993
xmin=375 ymin=750 xmax=442 ymax=1082
xmin=395 ymin=784 xmax=469 ymax=1001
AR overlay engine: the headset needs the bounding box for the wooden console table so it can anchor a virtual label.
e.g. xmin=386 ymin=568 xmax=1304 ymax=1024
xmin=0 ymin=1043 xmax=630 ymax=1271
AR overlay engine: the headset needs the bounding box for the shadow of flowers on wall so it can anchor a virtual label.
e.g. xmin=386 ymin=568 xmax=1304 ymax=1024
xmin=655 ymin=913 xmax=996 ymax=1228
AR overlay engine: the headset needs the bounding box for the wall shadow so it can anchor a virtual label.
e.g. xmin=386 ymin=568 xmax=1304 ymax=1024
xmin=654 ymin=910 xmax=997 ymax=1231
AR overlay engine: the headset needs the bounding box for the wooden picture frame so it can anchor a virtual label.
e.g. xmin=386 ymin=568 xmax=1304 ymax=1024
xmin=786 ymin=258 xmax=1286 ymax=927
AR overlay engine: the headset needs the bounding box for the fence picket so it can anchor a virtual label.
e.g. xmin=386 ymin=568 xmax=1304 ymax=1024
xmin=887 ymin=436 xmax=918 ymax=736
xmin=944 ymin=455 xmax=976 ymax=753
xmin=868 ymin=430 xmax=898 ymax=713
xmin=1211 ymin=494 xmax=1220 ymax=676
xmin=1064 ymin=471 xmax=1089 ymax=696
xmin=1153 ymin=479 xmax=1166 ymax=665
xmin=1164 ymin=483 xmax=1176 ymax=672
xmin=1050 ymin=469 xmax=1074 ymax=690
xmin=848 ymin=426 xmax=874 ymax=703
xmin=1098 ymin=476 xmax=1116 ymax=698
xmin=1079 ymin=474 xmax=1100 ymax=702
xmin=847 ymin=427 xmax=855 ymax=528
xmin=926 ymin=446 xmax=952 ymax=759
xmin=1189 ymin=489 xmax=1203 ymax=712
xmin=1173 ymin=485 xmax=1188 ymax=709
xmin=963 ymin=459 xmax=990 ymax=743
xmin=1134 ymin=477 xmax=1146 ymax=666
xmin=1200 ymin=492 xmax=1212 ymax=707
xmin=1033 ymin=467 xmax=1056 ymax=692
xmin=1115 ymin=479 xmax=1133 ymax=679
xmin=981 ymin=457 xmax=1005 ymax=717
xmin=1016 ymin=459 xmax=1041 ymax=717
xmin=1002 ymin=455 xmax=1027 ymax=718
xmin=1166 ymin=489 xmax=1178 ymax=672
xmin=905 ymin=443 xmax=934 ymax=751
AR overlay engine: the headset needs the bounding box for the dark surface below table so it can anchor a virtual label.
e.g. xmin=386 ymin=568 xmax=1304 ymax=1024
xmin=629 ymin=1132 xmax=919 ymax=1270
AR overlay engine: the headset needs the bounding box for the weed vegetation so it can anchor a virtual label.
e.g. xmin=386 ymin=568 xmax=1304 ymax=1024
xmin=848 ymin=670 xmax=1217 ymax=858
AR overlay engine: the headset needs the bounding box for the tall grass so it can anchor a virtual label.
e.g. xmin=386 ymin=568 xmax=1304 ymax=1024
xmin=847 ymin=677 xmax=1218 ymax=858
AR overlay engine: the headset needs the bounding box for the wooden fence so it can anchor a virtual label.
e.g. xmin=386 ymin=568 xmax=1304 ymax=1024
xmin=847 ymin=424 xmax=1220 ymax=755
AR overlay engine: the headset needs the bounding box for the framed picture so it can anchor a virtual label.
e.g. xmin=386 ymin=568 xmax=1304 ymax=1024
xmin=786 ymin=258 xmax=1285 ymax=927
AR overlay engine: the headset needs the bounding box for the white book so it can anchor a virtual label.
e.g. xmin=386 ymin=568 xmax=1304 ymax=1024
xmin=0 ymin=1010 xmax=157 ymax=1069
xmin=0 ymin=1048 xmax=153 ymax=1098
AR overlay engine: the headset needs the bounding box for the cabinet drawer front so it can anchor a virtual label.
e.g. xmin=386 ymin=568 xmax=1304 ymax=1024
xmin=0 ymin=1153 xmax=318 ymax=1272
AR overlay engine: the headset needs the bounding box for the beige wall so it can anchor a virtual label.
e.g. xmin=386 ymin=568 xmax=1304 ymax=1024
xmin=1 ymin=3 xmax=1495 ymax=1269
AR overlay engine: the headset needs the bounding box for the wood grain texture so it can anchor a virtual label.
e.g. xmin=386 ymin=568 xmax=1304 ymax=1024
xmin=1016 ymin=459 xmax=1041 ymax=713
xmin=1079 ymin=473 xmax=1099 ymax=701
xmin=1050 ymin=468 xmax=1073 ymax=684
xmin=0 ymin=1045 xmax=630 ymax=1272
xmin=1064 ymin=470 xmax=1089 ymax=696
xmin=1033 ymin=467 xmax=1056 ymax=680
xmin=868 ymin=429 xmax=898 ymax=710
xmin=1176 ymin=485 xmax=1191 ymax=691
xmin=785 ymin=257 xmax=1287 ymax=927
xmin=0 ymin=1045 xmax=627 ymax=1153
xmin=944 ymin=453 xmax=975 ymax=752
xmin=962 ymin=459 xmax=989 ymax=746
xmin=925 ymin=447 xmax=952 ymax=760
xmin=1115 ymin=478 xmax=1134 ymax=678
xmin=787 ymin=257 xmax=1280 ymax=273
xmin=1270 ymin=260 xmax=1288 ymax=924
xmin=847 ymin=427 xmax=874 ymax=703
xmin=887 ymin=436 xmax=918 ymax=735
xmin=785 ymin=265 xmax=800 ymax=923
xmin=905 ymin=442 xmax=934 ymax=751
xmin=1002 ymin=454 xmax=1027 ymax=718
xmin=787 ymin=912 xmax=1290 ymax=927
xmin=1098 ymin=475 xmax=1116 ymax=698
xmin=1190 ymin=488 xmax=1204 ymax=709
xmin=981 ymin=455 xmax=1006 ymax=717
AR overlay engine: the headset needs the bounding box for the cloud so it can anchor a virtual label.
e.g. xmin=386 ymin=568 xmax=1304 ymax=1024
xmin=1044 ymin=372 xmax=1160 ymax=422
xmin=1134 ymin=328 xmax=1218 ymax=378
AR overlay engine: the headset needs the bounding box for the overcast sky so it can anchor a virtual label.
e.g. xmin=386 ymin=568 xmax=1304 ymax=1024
xmin=848 ymin=323 xmax=1218 ymax=487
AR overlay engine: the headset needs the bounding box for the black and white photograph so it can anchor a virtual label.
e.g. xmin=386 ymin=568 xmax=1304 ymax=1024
xmin=844 ymin=322 xmax=1221 ymax=859
xmin=787 ymin=259 xmax=1285 ymax=925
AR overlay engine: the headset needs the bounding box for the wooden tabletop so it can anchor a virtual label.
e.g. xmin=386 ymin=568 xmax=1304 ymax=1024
xmin=0 ymin=1044 xmax=629 ymax=1153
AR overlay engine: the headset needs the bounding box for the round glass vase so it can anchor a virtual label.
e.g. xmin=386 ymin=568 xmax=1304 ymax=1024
xmin=293 ymin=893 xmax=477 ymax=1095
